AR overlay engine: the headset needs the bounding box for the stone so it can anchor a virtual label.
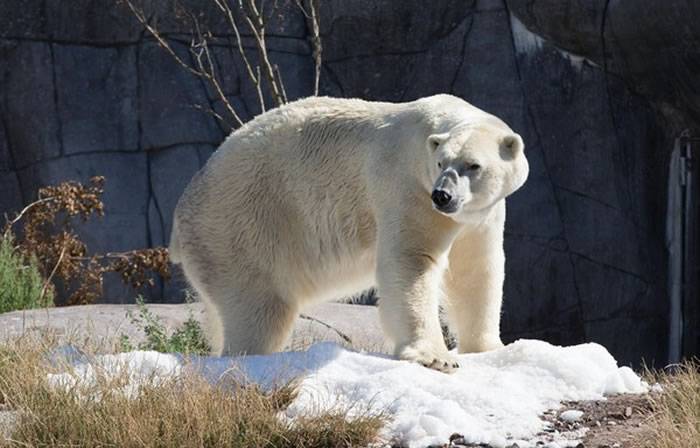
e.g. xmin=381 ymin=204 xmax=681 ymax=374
xmin=509 ymin=0 xmax=700 ymax=123
xmin=0 ymin=114 xmax=11 ymax=171
xmin=54 ymin=45 xmax=139 ymax=154
xmin=0 ymin=0 xmax=47 ymax=39
xmin=0 ymin=302 xmax=388 ymax=352
xmin=452 ymin=7 xmax=524 ymax=123
xmin=148 ymin=0 xmax=308 ymax=39
xmin=1 ymin=0 xmax=699 ymax=366
xmin=44 ymin=0 xmax=143 ymax=44
xmin=0 ymin=41 xmax=61 ymax=168
xmin=320 ymin=1 xmax=470 ymax=57
xmin=584 ymin=318 xmax=666 ymax=370
xmin=139 ymin=40 xmax=223 ymax=149
xmin=0 ymin=172 xmax=22 ymax=217
xmin=502 ymin=238 xmax=585 ymax=347
xmin=147 ymin=144 xmax=212 ymax=247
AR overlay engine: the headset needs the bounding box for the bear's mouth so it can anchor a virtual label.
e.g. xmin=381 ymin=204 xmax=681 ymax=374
xmin=432 ymin=201 xmax=460 ymax=215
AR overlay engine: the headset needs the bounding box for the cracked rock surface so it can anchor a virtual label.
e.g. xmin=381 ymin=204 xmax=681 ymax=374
xmin=2 ymin=0 xmax=698 ymax=366
xmin=0 ymin=302 xmax=388 ymax=353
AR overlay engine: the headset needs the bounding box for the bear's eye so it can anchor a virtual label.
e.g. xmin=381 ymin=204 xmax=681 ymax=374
xmin=466 ymin=163 xmax=481 ymax=172
xmin=437 ymin=162 xmax=442 ymax=169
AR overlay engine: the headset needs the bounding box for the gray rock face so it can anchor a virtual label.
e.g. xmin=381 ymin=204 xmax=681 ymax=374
xmin=1 ymin=0 xmax=698 ymax=365
xmin=508 ymin=0 xmax=700 ymax=124
xmin=0 ymin=303 xmax=388 ymax=353
xmin=54 ymin=45 xmax=139 ymax=154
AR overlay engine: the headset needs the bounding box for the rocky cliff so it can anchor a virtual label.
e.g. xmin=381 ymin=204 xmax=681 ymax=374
xmin=2 ymin=0 xmax=698 ymax=365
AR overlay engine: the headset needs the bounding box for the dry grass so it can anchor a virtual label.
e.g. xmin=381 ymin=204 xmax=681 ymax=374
xmin=641 ymin=359 xmax=700 ymax=448
xmin=0 ymin=335 xmax=386 ymax=447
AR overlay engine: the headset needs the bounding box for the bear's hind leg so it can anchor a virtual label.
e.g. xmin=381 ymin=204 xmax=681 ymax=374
xmin=217 ymin=291 xmax=299 ymax=356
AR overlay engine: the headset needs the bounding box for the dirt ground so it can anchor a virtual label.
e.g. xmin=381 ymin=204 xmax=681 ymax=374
xmin=543 ymin=393 xmax=655 ymax=448
xmin=442 ymin=393 xmax=656 ymax=448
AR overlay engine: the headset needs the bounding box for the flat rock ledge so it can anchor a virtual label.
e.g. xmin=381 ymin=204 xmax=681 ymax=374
xmin=0 ymin=302 xmax=389 ymax=353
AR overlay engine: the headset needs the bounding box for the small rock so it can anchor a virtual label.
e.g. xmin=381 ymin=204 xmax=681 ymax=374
xmin=624 ymin=406 xmax=633 ymax=418
xmin=559 ymin=410 xmax=584 ymax=422
xmin=594 ymin=420 xmax=601 ymax=427
xmin=449 ymin=433 xmax=463 ymax=442
xmin=607 ymin=421 xmax=617 ymax=426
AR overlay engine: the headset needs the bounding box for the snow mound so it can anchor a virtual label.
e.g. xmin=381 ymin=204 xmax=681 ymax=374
xmin=47 ymin=339 xmax=648 ymax=447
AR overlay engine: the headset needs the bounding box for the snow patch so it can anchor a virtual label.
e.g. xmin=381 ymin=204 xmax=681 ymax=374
xmin=48 ymin=339 xmax=648 ymax=447
xmin=559 ymin=409 xmax=584 ymax=422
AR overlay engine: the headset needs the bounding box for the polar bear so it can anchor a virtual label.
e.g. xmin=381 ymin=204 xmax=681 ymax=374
xmin=170 ymin=94 xmax=528 ymax=372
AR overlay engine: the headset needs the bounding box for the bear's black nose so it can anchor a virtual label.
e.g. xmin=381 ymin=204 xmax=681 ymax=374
xmin=431 ymin=189 xmax=452 ymax=208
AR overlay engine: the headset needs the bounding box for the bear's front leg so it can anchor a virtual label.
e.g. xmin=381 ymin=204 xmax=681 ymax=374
xmin=376 ymin=227 xmax=460 ymax=373
xmin=444 ymin=204 xmax=506 ymax=353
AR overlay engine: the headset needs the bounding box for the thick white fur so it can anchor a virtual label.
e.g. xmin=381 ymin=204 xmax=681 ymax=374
xmin=170 ymin=94 xmax=529 ymax=372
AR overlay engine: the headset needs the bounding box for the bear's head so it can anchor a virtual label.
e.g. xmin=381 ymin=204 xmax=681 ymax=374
xmin=426 ymin=123 xmax=529 ymax=222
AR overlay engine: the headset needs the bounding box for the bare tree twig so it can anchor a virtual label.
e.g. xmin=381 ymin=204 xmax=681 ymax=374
xmin=192 ymin=103 xmax=228 ymax=125
xmin=189 ymin=15 xmax=246 ymax=127
xmin=213 ymin=0 xmax=268 ymax=112
xmin=296 ymin=0 xmax=322 ymax=96
xmin=39 ymin=244 xmax=66 ymax=304
xmin=3 ymin=198 xmax=54 ymax=236
xmin=241 ymin=0 xmax=286 ymax=107
xmin=299 ymin=313 xmax=353 ymax=345
xmin=124 ymin=0 xmax=204 ymax=78
xmin=273 ymin=64 xmax=288 ymax=103
xmin=123 ymin=0 xmax=319 ymax=126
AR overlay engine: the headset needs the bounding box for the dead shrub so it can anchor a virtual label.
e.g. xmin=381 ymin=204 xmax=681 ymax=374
xmin=2 ymin=177 xmax=170 ymax=306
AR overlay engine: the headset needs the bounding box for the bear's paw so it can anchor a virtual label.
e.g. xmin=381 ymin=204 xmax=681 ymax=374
xmin=398 ymin=341 xmax=460 ymax=373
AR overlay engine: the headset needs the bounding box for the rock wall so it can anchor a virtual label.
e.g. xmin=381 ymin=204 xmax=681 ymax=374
xmin=2 ymin=0 xmax=698 ymax=365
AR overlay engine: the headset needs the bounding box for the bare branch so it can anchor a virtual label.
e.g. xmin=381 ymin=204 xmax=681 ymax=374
xmin=241 ymin=0 xmax=286 ymax=106
xmin=4 ymin=198 xmax=54 ymax=236
xmin=189 ymin=16 xmax=246 ymax=127
xmin=296 ymin=0 xmax=322 ymax=96
xmin=124 ymin=0 xmax=204 ymax=78
xmin=213 ymin=0 xmax=265 ymax=100
xmin=299 ymin=313 xmax=353 ymax=345
xmin=39 ymin=244 xmax=66 ymax=304
xmin=192 ymin=104 xmax=227 ymax=125
xmin=255 ymin=66 xmax=266 ymax=112
xmin=273 ymin=64 xmax=288 ymax=103
xmin=123 ymin=0 xmax=311 ymax=125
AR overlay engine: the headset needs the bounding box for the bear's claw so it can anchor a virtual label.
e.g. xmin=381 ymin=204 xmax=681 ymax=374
xmin=420 ymin=359 xmax=460 ymax=372
xmin=398 ymin=343 xmax=461 ymax=373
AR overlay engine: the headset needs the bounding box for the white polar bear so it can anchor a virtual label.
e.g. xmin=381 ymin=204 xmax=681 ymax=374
xmin=170 ymin=94 xmax=528 ymax=372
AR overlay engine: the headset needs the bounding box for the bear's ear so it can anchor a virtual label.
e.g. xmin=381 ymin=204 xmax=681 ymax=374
xmin=499 ymin=134 xmax=524 ymax=161
xmin=427 ymin=133 xmax=449 ymax=152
